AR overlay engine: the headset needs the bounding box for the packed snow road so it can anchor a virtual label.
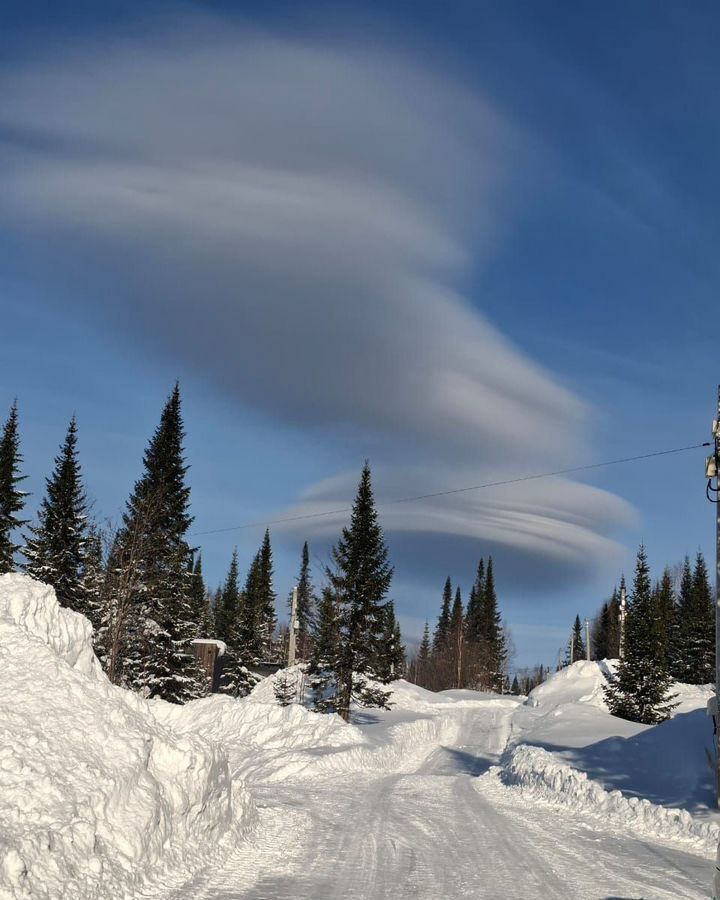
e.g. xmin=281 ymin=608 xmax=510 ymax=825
xmin=166 ymin=705 xmax=713 ymax=900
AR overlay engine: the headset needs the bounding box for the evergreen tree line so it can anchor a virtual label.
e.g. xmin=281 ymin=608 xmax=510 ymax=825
xmin=601 ymin=545 xmax=714 ymax=724
xmin=0 ymin=396 xmax=406 ymax=715
xmin=0 ymin=389 xmax=216 ymax=701
xmin=586 ymin=550 xmax=714 ymax=685
xmin=407 ymin=557 xmax=509 ymax=692
xmin=509 ymin=664 xmax=547 ymax=696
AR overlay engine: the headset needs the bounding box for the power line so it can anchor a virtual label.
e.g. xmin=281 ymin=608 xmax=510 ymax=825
xmin=190 ymin=441 xmax=710 ymax=538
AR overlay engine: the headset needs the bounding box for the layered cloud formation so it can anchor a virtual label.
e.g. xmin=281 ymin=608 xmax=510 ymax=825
xmin=0 ymin=14 xmax=634 ymax=588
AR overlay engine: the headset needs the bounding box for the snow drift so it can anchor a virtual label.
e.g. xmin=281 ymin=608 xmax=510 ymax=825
xmin=0 ymin=574 xmax=252 ymax=900
xmin=500 ymin=743 xmax=719 ymax=853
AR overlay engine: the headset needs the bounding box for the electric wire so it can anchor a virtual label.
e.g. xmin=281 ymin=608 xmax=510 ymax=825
xmin=190 ymin=440 xmax=710 ymax=538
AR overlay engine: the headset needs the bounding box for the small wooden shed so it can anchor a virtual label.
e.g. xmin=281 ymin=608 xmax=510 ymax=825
xmin=191 ymin=639 xmax=226 ymax=693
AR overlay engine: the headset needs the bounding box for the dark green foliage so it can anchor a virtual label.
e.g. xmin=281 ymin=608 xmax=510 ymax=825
xmin=309 ymin=585 xmax=341 ymax=712
xmin=434 ymin=577 xmax=452 ymax=651
xmin=510 ymin=674 xmax=520 ymax=695
xmin=255 ymin=530 xmax=277 ymax=656
xmin=187 ymin=554 xmax=210 ymax=636
xmin=479 ymin=557 xmax=506 ymax=690
xmin=24 ymin=418 xmax=90 ymax=614
xmin=464 ymin=559 xmax=484 ymax=643
xmin=450 ymin=586 xmax=464 ymax=637
xmin=376 ymin=600 xmax=406 ymax=681
xmin=215 ymin=548 xmax=258 ymax=697
xmin=653 ymin=567 xmax=676 ymax=667
xmin=593 ymin=601 xmax=611 ymax=660
xmin=241 ymin=530 xmax=277 ymax=661
xmin=568 ymin=614 xmax=585 ymax=663
xmin=215 ymin=549 xmax=240 ymax=645
xmin=604 ymin=545 xmax=676 ymax=724
xmin=293 ymin=541 xmax=316 ymax=660
xmin=83 ymin=525 xmax=109 ymax=659
xmin=409 ymin=621 xmax=431 ymax=685
xmin=325 ymin=462 xmax=394 ymax=720
xmin=273 ymin=669 xmax=298 ymax=706
xmin=112 ymin=384 xmax=206 ymax=703
xmin=673 ymin=552 xmax=714 ymax=684
xmin=0 ymin=401 xmax=28 ymax=573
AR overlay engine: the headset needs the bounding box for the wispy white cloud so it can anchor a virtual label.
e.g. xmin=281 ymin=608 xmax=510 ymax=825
xmin=0 ymin=13 xmax=634 ymax=586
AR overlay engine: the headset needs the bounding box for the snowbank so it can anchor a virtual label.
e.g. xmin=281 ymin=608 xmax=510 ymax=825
xmin=525 ymin=659 xmax=613 ymax=711
xmin=500 ymin=743 xmax=719 ymax=853
xmin=161 ymin=676 xmax=482 ymax=782
xmin=0 ymin=574 xmax=252 ymax=900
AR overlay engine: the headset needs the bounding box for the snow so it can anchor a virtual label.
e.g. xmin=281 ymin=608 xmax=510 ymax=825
xmin=499 ymin=743 xmax=718 ymax=853
xmin=0 ymin=574 xmax=252 ymax=900
xmin=1 ymin=578 xmax=717 ymax=899
xmin=190 ymin=638 xmax=227 ymax=656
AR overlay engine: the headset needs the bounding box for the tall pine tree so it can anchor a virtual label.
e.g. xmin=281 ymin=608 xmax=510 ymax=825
xmin=309 ymin=585 xmax=341 ymax=711
xmin=568 ymin=614 xmax=585 ymax=663
xmin=674 ymin=552 xmax=714 ymax=684
xmin=241 ymin=530 xmax=277 ymax=661
xmin=465 ymin=559 xmax=485 ymax=644
xmin=434 ymin=577 xmax=453 ymax=651
xmin=327 ymin=462 xmax=394 ymax=720
xmin=113 ymin=384 xmax=206 ymax=703
xmin=293 ymin=541 xmax=316 ymax=661
xmin=604 ymin=545 xmax=676 ymax=724
xmin=479 ymin=557 xmax=506 ymax=691
xmin=24 ymin=417 xmax=90 ymax=614
xmin=0 ymin=401 xmax=27 ymax=573
xmin=216 ymin=548 xmax=257 ymax=697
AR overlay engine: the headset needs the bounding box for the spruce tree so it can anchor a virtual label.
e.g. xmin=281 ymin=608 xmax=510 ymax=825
xmin=449 ymin=586 xmax=464 ymax=688
xmin=414 ymin=621 xmax=431 ymax=686
xmin=510 ymin=674 xmax=520 ymax=695
xmin=309 ymin=585 xmax=340 ymax=711
xmin=434 ymin=577 xmax=453 ymax=651
xmin=0 ymin=401 xmax=28 ymax=573
xmin=216 ymin=549 xmax=240 ymax=645
xmin=215 ymin=548 xmax=257 ymax=697
xmin=255 ymin=529 xmax=277 ymax=657
xmin=670 ymin=557 xmax=694 ymax=679
xmin=376 ymin=600 xmax=405 ymax=682
xmin=273 ymin=669 xmax=298 ymax=706
xmin=83 ymin=525 xmax=107 ymax=637
xmin=239 ymin=551 xmax=260 ymax=656
xmin=24 ymin=418 xmax=90 ymax=614
xmin=241 ymin=530 xmax=277 ymax=661
xmin=480 ymin=557 xmax=506 ymax=690
xmin=293 ymin=541 xmax=316 ymax=660
xmin=593 ymin=601 xmax=611 ymax=660
xmin=604 ymin=545 xmax=676 ymax=724
xmin=674 ymin=552 xmax=714 ymax=684
xmin=465 ymin=559 xmax=485 ymax=643
xmin=570 ymin=614 xmax=585 ymax=663
xmin=113 ymin=384 xmax=206 ymax=703
xmin=327 ymin=462 xmax=394 ymax=720
xmin=653 ymin=567 xmax=676 ymax=668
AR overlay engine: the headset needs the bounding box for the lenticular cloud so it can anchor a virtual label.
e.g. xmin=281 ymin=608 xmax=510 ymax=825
xmin=0 ymin=14 xmax=633 ymax=576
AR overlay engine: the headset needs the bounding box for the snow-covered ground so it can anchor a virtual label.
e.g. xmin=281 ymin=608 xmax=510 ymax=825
xmin=1 ymin=575 xmax=717 ymax=899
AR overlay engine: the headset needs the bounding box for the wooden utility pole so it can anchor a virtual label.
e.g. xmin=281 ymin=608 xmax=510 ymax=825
xmin=584 ymin=618 xmax=591 ymax=661
xmin=288 ymin=585 xmax=298 ymax=667
xmin=706 ymin=387 xmax=720 ymax=805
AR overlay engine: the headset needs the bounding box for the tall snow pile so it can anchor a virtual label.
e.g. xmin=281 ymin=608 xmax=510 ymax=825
xmin=0 ymin=574 xmax=252 ymax=900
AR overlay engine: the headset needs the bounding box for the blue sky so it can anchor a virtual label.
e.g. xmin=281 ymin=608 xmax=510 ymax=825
xmin=1 ymin=1 xmax=719 ymax=667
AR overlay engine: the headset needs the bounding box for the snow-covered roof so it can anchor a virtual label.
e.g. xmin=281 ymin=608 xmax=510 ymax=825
xmin=191 ymin=638 xmax=227 ymax=657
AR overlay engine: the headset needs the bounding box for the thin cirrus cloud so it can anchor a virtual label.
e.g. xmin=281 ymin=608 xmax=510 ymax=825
xmin=0 ymin=13 xmax=634 ymax=584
